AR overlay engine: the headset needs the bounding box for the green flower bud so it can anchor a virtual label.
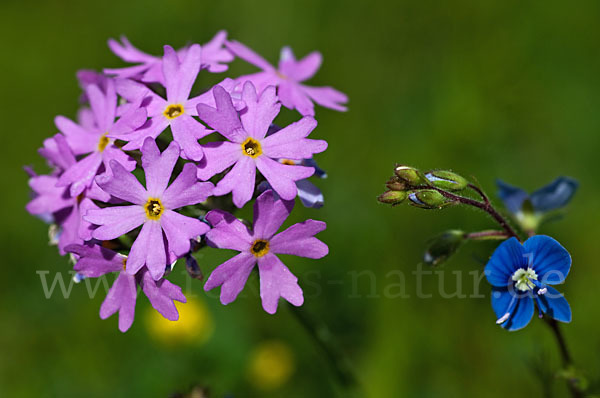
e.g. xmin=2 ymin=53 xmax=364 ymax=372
xmin=425 ymin=170 xmax=468 ymax=191
xmin=378 ymin=190 xmax=408 ymax=205
xmin=424 ymin=230 xmax=466 ymax=266
xmin=408 ymin=189 xmax=454 ymax=209
xmin=394 ymin=165 xmax=425 ymax=186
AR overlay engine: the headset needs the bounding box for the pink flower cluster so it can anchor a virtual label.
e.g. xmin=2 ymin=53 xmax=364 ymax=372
xmin=26 ymin=31 xmax=345 ymax=332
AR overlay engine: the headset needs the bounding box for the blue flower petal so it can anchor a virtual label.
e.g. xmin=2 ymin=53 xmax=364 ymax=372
xmin=537 ymin=286 xmax=572 ymax=323
xmin=492 ymin=288 xmax=534 ymax=331
xmin=296 ymin=179 xmax=324 ymax=208
xmin=505 ymin=295 xmax=534 ymax=331
xmin=485 ymin=237 xmax=527 ymax=287
xmin=496 ymin=179 xmax=529 ymax=213
xmin=530 ymin=177 xmax=578 ymax=212
xmin=523 ymin=235 xmax=571 ymax=284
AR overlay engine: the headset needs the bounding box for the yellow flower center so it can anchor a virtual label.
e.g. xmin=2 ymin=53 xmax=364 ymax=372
xmin=280 ymin=159 xmax=296 ymax=165
xmin=251 ymin=239 xmax=270 ymax=257
xmin=122 ymin=257 xmax=127 ymax=271
xmin=145 ymin=198 xmax=164 ymax=220
xmin=241 ymin=137 xmax=262 ymax=158
xmin=163 ymin=104 xmax=184 ymax=119
xmin=97 ymin=133 xmax=110 ymax=152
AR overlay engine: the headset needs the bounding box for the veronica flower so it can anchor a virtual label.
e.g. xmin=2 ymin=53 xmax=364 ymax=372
xmin=496 ymin=177 xmax=578 ymax=231
xmin=196 ymin=81 xmax=327 ymax=208
xmin=485 ymin=235 xmax=572 ymax=331
xmin=84 ymin=138 xmax=213 ymax=280
xmin=204 ymin=190 xmax=328 ymax=313
xmin=66 ymin=243 xmax=186 ymax=332
xmin=105 ymin=31 xmax=233 ymax=83
xmin=111 ymin=44 xmax=212 ymax=161
xmin=226 ymin=41 xmax=348 ymax=116
xmin=55 ymin=80 xmax=146 ymax=197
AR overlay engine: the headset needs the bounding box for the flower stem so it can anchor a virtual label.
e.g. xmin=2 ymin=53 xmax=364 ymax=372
xmin=287 ymin=304 xmax=359 ymax=394
xmin=465 ymin=230 xmax=509 ymax=240
xmin=425 ymin=187 xmax=521 ymax=240
xmin=544 ymin=317 xmax=584 ymax=397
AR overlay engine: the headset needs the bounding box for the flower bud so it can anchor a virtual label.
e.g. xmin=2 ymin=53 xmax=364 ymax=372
xmin=378 ymin=190 xmax=408 ymax=205
xmin=394 ymin=165 xmax=425 ymax=186
xmin=425 ymin=170 xmax=468 ymax=191
xmin=424 ymin=230 xmax=466 ymax=266
xmin=408 ymin=189 xmax=454 ymax=209
xmin=385 ymin=177 xmax=407 ymax=191
xmin=186 ymin=254 xmax=204 ymax=280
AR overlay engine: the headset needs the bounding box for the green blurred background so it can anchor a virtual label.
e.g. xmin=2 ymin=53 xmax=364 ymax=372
xmin=2 ymin=0 xmax=600 ymax=397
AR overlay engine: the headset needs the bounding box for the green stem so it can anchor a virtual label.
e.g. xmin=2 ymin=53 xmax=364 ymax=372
xmin=287 ymin=304 xmax=359 ymax=393
xmin=544 ymin=318 xmax=584 ymax=397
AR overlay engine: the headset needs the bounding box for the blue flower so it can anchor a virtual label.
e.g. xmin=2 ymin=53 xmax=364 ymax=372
xmin=485 ymin=236 xmax=572 ymax=331
xmin=496 ymin=177 xmax=578 ymax=231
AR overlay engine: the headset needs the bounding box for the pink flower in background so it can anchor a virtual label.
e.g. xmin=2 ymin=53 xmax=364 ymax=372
xmin=54 ymin=80 xmax=146 ymax=197
xmin=84 ymin=138 xmax=213 ymax=280
xmin=67 ymin=243 xmax=186 ymax=332
xmin=227 ymin=41 xmax=348 ymax=116
xmin=105 ymin=30 xmax=233 ymax=83
xmin=111 ymin=44 xmax=211 ymax=160
xmin=204 ymin=190 xmax=328 ymax=314
xmin=196 ymin=81 xmax=327 ymax=207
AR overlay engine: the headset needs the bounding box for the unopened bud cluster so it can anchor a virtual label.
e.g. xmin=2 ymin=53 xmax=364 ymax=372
xmin=378 ymin=165 xmax=468 ymax=209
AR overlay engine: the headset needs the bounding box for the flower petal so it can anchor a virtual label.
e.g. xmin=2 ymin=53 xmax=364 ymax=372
xmin=257 ymin=253 xmax=303 ymax=314
xmin=240 ymin=83 xmax=280 ymax=140
xmin=214 ymin=156 xmax=256 ymax=208
xmin=205 ymin=210 xmax=253 ymax=251
xmin=170 ymin=115 xmax=208 ymax=161
xmin=196 ymin=141 xmax=242 ymax=181
xmin=492 ymin=288 xmax=534 ymax=331
xmin=485 ymin=237 xmax=526 ymax=287
xmin=67 ymin=243 xmax=125 ymax=277
xmin=141 ymin=138 xmax=179 ymax=197
xmin=537 ymin=286 xmax=572 ymax=323
xmin=255 ymin=157 xmax=314 ymax=200
xmin=252 ymin=189 xmax=293 ymax=240
xmin=96 ymin=159 xmax=148 ymax=205
xmin=162 ymin=163 xmax=213 ymax=209
xmin=301 ymin=85 xmax=349 ymax=113
xmin=523 ymin=235 xmax=571 ymax=284
xmin=296 ymin=179 xmax=324 ymax=208
xmin=270 ymin=220 xmax=328 ymax=259
xmin=279 ymin=49 xmax=322 ymax=82
xmin=495 ymin=179 xmax=529 ymax=214
xmin=530 ymin=177 xmax=579 ymax=212
xmin=160 ymin=210 xmax=209 ymax=258
xmin=196 ymin=84 xmax=245 ymax=142
xmin=278 ymin=82 xmax=316 ymax=116
xmin=87 ymin=205 xmax=146 ymax=240
xmin=57 ymin=151 xmax=103 ymax=197
xmin=141 ymin=271 xmax=186 ymax=321
xmin=225 ymin=40 xmax=275 ymax=72
xmin=99 ymin=272 xmax=138 ymax=332
xmin=261 ymin=116 xmax=327 ymax=159
xmin=204 ymin=252 xmax=256 ymax=305
xmin=127 ymin=220 xmax=166 ymax=280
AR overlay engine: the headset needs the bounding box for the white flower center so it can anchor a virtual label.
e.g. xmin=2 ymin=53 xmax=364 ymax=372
xmin=512 ymin=267 xmax=538 ymax=291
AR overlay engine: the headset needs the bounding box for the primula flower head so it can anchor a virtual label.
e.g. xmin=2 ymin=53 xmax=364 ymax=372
xmin=204 ymin=190 xmax=328 ymax=314
xmin=226 ymin=41 xmax=348 ymax=116
xmin=67 ymin=243 xmax=186 ymax=332
xmin=485 ymin=235 xmax=572 ymax=331
xmin=84 ymin=138 xmax=213 ymax=280
xmin=196 ymin=81 xmax=327 ymax=208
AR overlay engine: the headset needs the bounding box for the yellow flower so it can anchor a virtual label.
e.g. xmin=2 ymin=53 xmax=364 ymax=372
xmin=247 ymin=340 xmax=295 ymax=391
xmin=145 ymin=297 xmax=214 ymax=346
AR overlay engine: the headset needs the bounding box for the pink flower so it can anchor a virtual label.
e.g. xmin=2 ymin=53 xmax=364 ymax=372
xmin=227 ymin=41 xmax=348 ymax=116
xmin=204 ymin=190 xmax=328 ymax=314
xmin=84 ymin=138 xmax=213 ymax=280
xmin=196 ymin=81 xmax=327 ymax=208
xmin=67 ymin=243 xmax=186 ymax=332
